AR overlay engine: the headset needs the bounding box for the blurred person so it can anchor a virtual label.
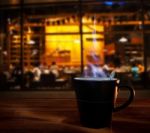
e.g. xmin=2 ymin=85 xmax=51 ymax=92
xmin=83 ymin=63 xmax=107 ymax=78
xmin=50 ymin=61 xmax=59 ymax=78
xmin=137 ymin=61 xmax=144 ymax=73
xmin=11 ymin=64 xmax=22 ymax=88
xmin=113 ymin=54 xmax=121 ymax=68
xmin=43 ymin=65 xmax=50 ymax=74
xmin=32 ymin=64 xmax=41 ymax=82
xmin=131 ymin=62 xmax=139 ymax=80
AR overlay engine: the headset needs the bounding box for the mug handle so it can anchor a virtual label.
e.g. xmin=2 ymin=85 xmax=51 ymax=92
xmin=113 ymin=85 xmax=135 ymax=112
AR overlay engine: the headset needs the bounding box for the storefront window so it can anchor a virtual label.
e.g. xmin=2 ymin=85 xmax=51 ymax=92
xmin=143 ymin=1 xmax=150 ymax=72
xmin=0 ymin=7 xmax=22 ymax=90
xmin=81 ymin=1 xmax=145 ymax=83
xmin=0 ymin=0 xmax=150 ymax=90
xmin=45 ymin=16 xmax=80 ymax=67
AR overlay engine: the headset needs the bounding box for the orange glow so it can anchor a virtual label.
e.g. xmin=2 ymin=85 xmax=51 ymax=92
xmin=45 ymin=20 xmax=104 ymax=66
xmin=46 ymin=25 xmax=79 ymax=33
xmin=83 ymin=24 xmax=104 ymax=65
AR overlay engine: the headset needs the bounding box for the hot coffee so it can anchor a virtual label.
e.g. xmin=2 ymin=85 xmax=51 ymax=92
xmin=73 ymin=77 xmax=135 ymax=128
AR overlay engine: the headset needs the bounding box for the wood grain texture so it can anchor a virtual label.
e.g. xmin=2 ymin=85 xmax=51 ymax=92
xmin=0 ymin=93 xmax=149 ymax=133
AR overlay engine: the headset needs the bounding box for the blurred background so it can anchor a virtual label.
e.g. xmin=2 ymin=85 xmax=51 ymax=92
xmin=0 ymin=0 xmax=150 ymax=90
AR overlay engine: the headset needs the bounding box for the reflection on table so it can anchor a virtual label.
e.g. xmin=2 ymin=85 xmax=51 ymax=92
xmin=0 ymin=96 xmax=149 ymax=133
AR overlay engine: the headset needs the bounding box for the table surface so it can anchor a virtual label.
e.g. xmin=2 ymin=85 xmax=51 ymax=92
xmin=0 ymin=96 xmax=149 ymax=133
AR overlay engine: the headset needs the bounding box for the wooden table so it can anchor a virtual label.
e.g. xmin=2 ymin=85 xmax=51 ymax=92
xmin=0 ymin=96 xmax=149 ymax=133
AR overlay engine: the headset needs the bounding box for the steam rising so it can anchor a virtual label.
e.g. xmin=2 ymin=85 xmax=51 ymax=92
xmin=84 ymin=64 xmax=107 ymax=78
xmin=83 ymin=63 xmax=115 ymax=79
xmin=83 ymin=15 xmax=115 ymax=79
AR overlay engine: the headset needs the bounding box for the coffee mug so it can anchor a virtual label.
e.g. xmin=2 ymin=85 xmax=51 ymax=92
xmin=73 ymin=77 xmax=135 ymax=128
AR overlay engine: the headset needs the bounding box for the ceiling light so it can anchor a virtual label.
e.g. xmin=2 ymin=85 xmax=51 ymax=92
xmin=119 ymin=36 xmax=128 ymax=43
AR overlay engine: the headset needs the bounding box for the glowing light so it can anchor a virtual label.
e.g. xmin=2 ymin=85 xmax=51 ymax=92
xmin=119 ymin=37 xmax=128 ymax=43
xmin=74 ymin=39 xmax=80 ymax=44
xmin=32 ymin=49 xmax=38 ymax=56
xmin=104 ymin=1 xmax=126 ymax=6
xmin=3 ymin=51 xmax=7 ymax=56
xmin=27 ymin=40 xmax=35 ymax=45
xmin=104 ymin=1 xmax=114 ymax=6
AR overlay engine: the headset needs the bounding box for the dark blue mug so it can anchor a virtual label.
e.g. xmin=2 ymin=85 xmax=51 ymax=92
xmin=73 ymin=77 xmax=135 ymax=128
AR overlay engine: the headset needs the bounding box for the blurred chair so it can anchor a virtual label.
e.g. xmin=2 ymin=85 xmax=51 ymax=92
xmin=0 ymin=72 xmax=9 ymax=90
xmin=40 ymin=73 xmax=56 ymax=88
xmin=115 ymin=72 xmax=133 ymax=87
xmin=24 ymin=71 xmax=34 ymax=89
xmin=55 ymin=78 xmax=68 ymax=89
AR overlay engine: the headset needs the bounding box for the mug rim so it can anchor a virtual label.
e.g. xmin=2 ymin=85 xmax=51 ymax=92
xmin=74 ymin=77 xmax=118 ymax=81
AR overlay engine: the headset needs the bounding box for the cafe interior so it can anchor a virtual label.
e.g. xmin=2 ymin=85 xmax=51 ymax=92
xmin=0 ymin=0 xmax=150 ymax=90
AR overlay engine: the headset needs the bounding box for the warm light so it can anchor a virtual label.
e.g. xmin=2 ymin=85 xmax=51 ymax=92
xmin=26 ymin=27 xmax=33 ymax=44
xmin=3 ymin=51 xmax=7 ymax=56
xmin=27 ymin=40 xmax=35 ymax=45
xmin=45 ymin=17 xmax=104 ymax=66
xmin=74 ymin=39 xmax=80 ymax=44
xmin=119 ymin=36 xmax=128 ymax=43
xmin=31 ymin=49 xmax=38 ymax=56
